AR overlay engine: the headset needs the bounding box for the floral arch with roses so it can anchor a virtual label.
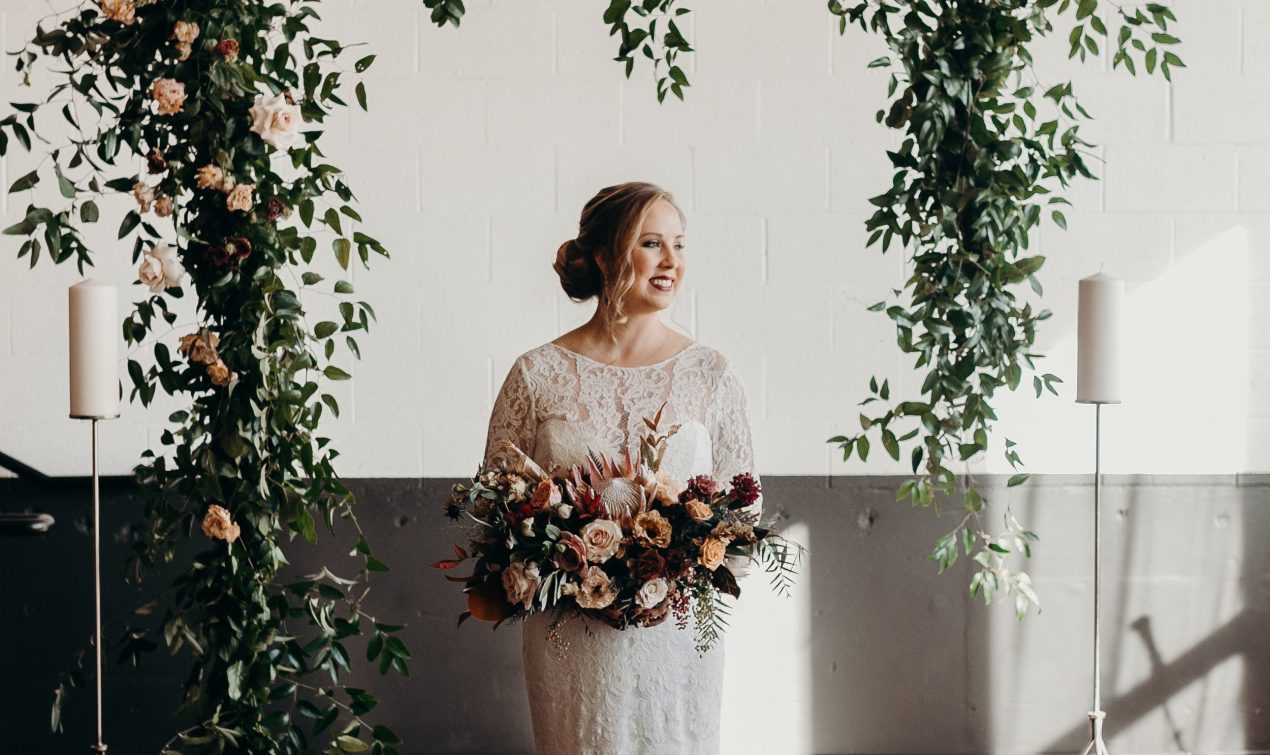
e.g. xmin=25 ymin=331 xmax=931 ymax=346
xmin=1 ymin=0 xmax=1178 ymax=751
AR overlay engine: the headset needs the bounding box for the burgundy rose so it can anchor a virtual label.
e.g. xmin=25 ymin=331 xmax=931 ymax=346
xmin=214 ymin=39 xmax=239 ymax=61
xmin=678 ymin=474 xmax=718 ymax=504
xmin=729 ymin=473 xmax=761 ymax=507
xmin=265 ymin=197 xmax=286 ymax=221
xmin=632 ymin=548 xmax=666 ymax=581
xmin=207 ymin=236 xmax=253 ymax=268
xmin=663 ymin=550 xmax=691 ymax=579
xmin=146 ymin=147 xmax=168 ymax=174
xmin=552 ymin=532 xmax=588 ymax=574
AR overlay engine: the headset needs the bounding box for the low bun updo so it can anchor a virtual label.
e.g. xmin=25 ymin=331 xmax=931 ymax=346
xmin=553 ymin=238 xmax=603 ymax=301
xmin=554 ymin=181 xmax=685 ymax=338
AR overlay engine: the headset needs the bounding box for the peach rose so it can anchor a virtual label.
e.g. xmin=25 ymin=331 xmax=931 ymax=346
xmin=699 ymin=537 xmax=727 ymax=571
xmin=225 ymin=183 xmax=254 ymax=212
xmin=172 ymin=20 xmax=200 ymax=45
xmin=151 ymin=78 xmax=186 ymax=116
xmin=579 ymin=519 xmax=622 ymax=564
xmin=99 ymin=0 xmax=135 ymax=25
xmin=201 ymin=504 xmax=240 ymax=543
xmin=138 ymin=244 xmax=183 ymax=293
xmin=576 ymin=569 xmax=615 ymax=610
xmin=632 ymin=510 xmax=672 ymax=549
xmin=248 ymin=92 xmax=304 ymax=151
xmin=530 ymin=480 xmax=561 ymax=512
xmin=195 ymin=164 xmax=224 ymax=190
xmin=501 ymin=561 xmax=541 ymax=610
xmin=684 ymin=499 xmax=713 ymax=524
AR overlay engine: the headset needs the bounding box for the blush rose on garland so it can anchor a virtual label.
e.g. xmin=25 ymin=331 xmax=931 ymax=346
xmin=1 ymin=0 xmax=413 ymax=752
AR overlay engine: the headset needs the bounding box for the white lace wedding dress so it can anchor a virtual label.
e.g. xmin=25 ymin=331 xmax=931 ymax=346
xmin=483 ymin=340 xmax=759 ymax=755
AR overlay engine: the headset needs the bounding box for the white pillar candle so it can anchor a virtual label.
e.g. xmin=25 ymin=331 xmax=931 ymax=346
xmin=69 ymin=279 xmax=121 ymax=419
xmin=1076 ymin=271 xmax=1123 ymax=404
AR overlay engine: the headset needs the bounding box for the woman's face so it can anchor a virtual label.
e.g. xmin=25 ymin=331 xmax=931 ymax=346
xmin=624 ymin=198 xmax=685 ymax=316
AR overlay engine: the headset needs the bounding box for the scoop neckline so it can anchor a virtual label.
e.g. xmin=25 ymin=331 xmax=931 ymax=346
xmin=547 ymin=340 xmax=699 ymax=370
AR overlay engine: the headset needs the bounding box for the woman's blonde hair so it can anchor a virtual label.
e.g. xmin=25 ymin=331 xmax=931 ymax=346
xmin=554 ymin=181 xmax=686 ymax=340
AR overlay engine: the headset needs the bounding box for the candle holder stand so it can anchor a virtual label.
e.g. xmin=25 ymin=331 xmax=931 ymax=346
xmin=71 ymin=415 xmax=116 ymax=755
xmin=1078 ymin=402 xmax=1110 ymax=755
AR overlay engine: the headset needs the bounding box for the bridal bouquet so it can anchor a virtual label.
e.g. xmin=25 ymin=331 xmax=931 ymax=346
xmin=436 ymin=408 xmax=801 ymax=651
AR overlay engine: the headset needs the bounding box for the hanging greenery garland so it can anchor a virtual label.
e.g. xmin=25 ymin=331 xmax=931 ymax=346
xmin=2 ymin=0 xmax=411 ymax=751
xmin=824 ymin=0 xmax=1182 ymax=615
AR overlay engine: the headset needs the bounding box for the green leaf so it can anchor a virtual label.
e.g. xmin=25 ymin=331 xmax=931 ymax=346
xmin=9 ymin=170 xmax=39 ymax=192
xmin=324 ymin=365 xmax=352 ymax=380
xmin=337 ymin=735 xmax=370 ymax=752
xmin=1007 ymin=473 xmax=1030 ymax=487
xmin=80 ymin=201 xmax=99 ymax=223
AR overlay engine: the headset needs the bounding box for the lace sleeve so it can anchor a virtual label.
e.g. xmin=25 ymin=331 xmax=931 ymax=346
xmin=483 ymin=356 xmax=538 ymax=470
xmin=709 ymin=358 xmax=761 ymax=512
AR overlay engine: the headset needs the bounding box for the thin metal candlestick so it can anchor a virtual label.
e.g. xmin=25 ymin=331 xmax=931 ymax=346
xmin=1080 ymin=403 xmax=1109 ymax=755
xmin=90 ymin=419 xmax=107 ymax=755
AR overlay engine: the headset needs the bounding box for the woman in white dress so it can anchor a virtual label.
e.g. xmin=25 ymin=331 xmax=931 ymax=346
xmin=482 ymin=181 xmax=760 ymax=755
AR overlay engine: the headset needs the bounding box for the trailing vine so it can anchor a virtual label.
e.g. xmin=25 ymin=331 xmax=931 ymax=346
xmin=2 ymin=0 xmax=416 ymax=751
xmin=825 ymin=0 xmax=1182 ymax=615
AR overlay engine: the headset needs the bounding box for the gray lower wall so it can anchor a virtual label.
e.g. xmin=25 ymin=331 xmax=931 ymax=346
xmin=2 ymin=475 xmax=1268 ymax=755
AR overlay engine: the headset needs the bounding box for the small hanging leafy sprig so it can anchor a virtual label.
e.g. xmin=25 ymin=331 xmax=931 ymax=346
xmin=825 ymin=0 xmax=1181 ymax=617
xmin=3 ymin=0 xmax=415 ymax=751
xmin=602 ymin=0 xmax=694 ymax=102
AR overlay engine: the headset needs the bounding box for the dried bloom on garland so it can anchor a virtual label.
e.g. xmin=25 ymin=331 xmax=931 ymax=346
xmin=154 ymin=194 xmax=174 ymax=217
xmin=206 ymin=360 xmax=235 ymax=387
xmin=150 ymin=78 xmax=186 ymax=116
xmin=225 ymin=183 xmax=254 ymax=212
xmin=171 ymin=21 xmax=200 ymax=60
xmin=194 ymin=164 xmax=223 ymax=190
xmin=132 ymin=181 xmax=154 ymax=212
xmin=248 ymin=92 xmax=304 ymax=151
xmin=208 ymin=236 xmax=252 ymax=268
xmin=265 ymin=197 xmax=287 ymax=221
xmin=98 ymin=0 xmax=135 ymax=25
xmin=201 ymin=504 xmax=240 ymax=543
xmin=146 ymin=148 xmax=168 ymax=174
xmin=178 ymin=330 xmax=219 ymax=365
xmin=137 ymin=244 xmax=184 ymax=292
xmin=214 ymin=39 xmax=239 ymax=62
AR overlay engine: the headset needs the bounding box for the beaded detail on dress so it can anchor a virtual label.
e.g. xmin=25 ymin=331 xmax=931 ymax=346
xmin=483 ymin=340 xmax=758 ymax=755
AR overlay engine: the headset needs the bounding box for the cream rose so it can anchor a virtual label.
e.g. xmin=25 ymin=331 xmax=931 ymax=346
xmin=636 ymin=577 xmax=669 ymax=609
xmin=195 ymin=164 xmax=224 ymax=190
xmin=248 ymin=92 xmax=304 ymax=150
xmin=225 ymin=183 xmax=255 ymax=212
xmin=151 ymin=78 xmax=186 ymax=116
xmin=201 ymin=504 xmax=240 ymax=543
xmin=99 ymin=0 xmax=135 ymax=25
xmin=684 ymin=499 xmax=713 ymax=524
xmin=699 ymin=537 xmax=727 ymax=571
xmin=138 ymin=244 xmax=183 ymax=292
xmin=501 ymin=561 xmax=541 ymax=610
xmin=579 ymin=519 xmax=622 ymax=564
xmin=576 ymin=569 xmax=616 ymax=610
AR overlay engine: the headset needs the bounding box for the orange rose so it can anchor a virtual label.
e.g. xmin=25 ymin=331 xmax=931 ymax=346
xmin=699 ymin=537 xmax=727 ymax=571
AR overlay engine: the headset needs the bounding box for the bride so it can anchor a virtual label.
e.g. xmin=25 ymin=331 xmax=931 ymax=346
xmin=482 ymin=181 xmax=760 ymax=754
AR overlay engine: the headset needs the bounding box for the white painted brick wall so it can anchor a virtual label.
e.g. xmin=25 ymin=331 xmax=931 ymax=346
xmin=1 ymin=0 xmax=1267 ymax=478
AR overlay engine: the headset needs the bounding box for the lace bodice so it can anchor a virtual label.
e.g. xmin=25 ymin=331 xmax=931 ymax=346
xmin=483 ymin=341 xmax=756 ymax=491
xmin=482 ymin=340 xmax=759 ymax=755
